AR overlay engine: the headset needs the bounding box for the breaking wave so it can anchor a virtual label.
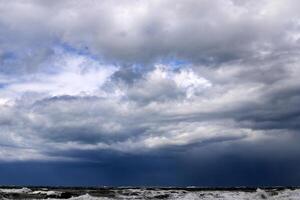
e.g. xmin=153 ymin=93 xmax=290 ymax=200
xmin=1 ymin=187 xmax=300 ymax=199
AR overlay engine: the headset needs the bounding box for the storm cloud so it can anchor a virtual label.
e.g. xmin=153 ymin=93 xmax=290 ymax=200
xmin=0 ymin=0 xmax=300 ymax=186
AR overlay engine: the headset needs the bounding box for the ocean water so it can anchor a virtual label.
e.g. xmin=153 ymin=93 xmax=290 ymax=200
xmin=0 ymin=187 xmax=299 ymax=199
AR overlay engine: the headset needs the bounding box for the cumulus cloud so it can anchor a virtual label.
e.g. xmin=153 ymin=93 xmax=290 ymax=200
xmin=0 ymin=0 xmax=300 ymax=167
xmin=1 ymin=54 xmax=300 ymax=161
xmin=1 ymin=0 xmax=300 ymax=66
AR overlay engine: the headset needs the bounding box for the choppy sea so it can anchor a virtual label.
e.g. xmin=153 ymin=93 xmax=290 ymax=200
xmin=0 ymin=187 xmax=299 ymax=199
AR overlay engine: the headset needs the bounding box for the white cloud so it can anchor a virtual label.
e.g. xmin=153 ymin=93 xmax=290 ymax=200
xmin=0 ymin=48 xmax=117 ymax=102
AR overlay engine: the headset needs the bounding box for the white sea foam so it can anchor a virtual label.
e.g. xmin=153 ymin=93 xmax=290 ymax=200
xmin=31 ymin=190 xmax=62 ymax=196
xmin=0 ymin=187 xmax=31 ymax=193
xmin=174 ymin=189 xmax=300 ymax=200
xmin=68 ymin=194 xmax=110 ymax=200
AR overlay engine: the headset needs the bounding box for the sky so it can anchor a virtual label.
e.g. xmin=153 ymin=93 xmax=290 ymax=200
xmin=0 ymin=0 xmax=300 ymax=187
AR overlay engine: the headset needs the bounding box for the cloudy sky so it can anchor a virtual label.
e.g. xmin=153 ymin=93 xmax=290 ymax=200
xmin=1 ymin=0 xmax=300 ymax=186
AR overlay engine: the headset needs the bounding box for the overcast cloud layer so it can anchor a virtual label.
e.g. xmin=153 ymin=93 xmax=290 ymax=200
xmin=1 ymin=0 xmax=300 ymax=186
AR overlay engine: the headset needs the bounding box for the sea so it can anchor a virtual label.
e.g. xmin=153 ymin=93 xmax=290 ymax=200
xmin=0 ymin=186 xmax=299 ymax=199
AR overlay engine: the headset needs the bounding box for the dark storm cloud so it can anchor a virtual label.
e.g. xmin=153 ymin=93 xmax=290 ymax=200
xmin=2 ymin=137 xmax=300 ymax=186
